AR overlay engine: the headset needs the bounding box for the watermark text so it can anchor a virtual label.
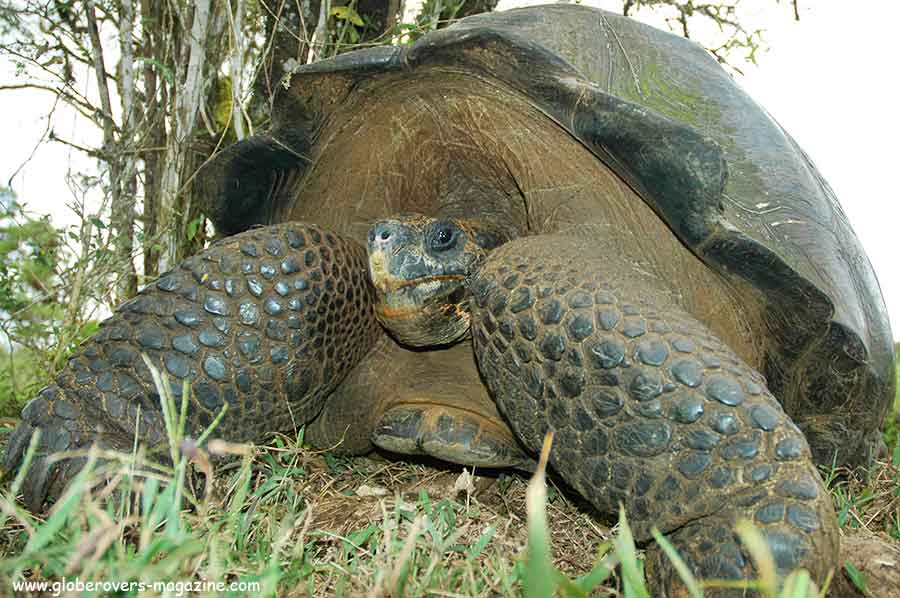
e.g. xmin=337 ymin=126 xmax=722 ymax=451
xmin=13 ymin=577 xmax=261 ymax=596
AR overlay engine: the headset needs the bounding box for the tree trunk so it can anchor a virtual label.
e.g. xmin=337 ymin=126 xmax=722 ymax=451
xmin=114 ymin=0 xmax=138 ymax=301
xmin=228 ymin=0 xmax=246 ymax=140
xmin=140 ymin=0 xmax=164 ymax=282
xmin=158 ymin=0 xmax=212 ymax=270
xmin=86 ymin=0 xmax=137 ymax=305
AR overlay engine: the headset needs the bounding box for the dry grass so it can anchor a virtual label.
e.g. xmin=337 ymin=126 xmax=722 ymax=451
xmin=1 ymin=425 xmax=900 ymax=596
xmin=0 ymin=426 xmax=616 ymax=597
xmin=829 ymin=460 xmax=900 ymax=538
xmin=221 ymin=445 xmax=613 ymax=595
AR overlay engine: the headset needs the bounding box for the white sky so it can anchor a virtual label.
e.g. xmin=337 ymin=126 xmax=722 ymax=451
xmin=2 ymin=0 xmax=899 ymax=339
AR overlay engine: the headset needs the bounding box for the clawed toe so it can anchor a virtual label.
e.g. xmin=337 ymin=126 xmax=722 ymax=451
xmin=2 ymin=421 xmax=34 ymax=476
xmin=3 ymin=407 xmax=104 ymax=512
xmin=22 ymin=451 xmax=59 ymax=512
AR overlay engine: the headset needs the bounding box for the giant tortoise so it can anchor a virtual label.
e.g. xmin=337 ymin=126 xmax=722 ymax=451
xmin=3 ymin=4 xmax=895 ymax=595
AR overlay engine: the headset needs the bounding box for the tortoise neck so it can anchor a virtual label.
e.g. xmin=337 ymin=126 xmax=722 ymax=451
xmin=435 ymin=170 xmax=526 ymax=247
xmin=451 ymin=217 xmax=518 ymax=253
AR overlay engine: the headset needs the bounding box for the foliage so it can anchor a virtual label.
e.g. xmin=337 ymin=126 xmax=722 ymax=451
xmin=621 ymin=0 xmax=800 ymax=71
xmin=0 ymin=189 xmax=63 ymax=344
xmin=0 ymin=187 xmax=111 ymax=416
xmin=0 ymin=190 xmax=64 ymax=416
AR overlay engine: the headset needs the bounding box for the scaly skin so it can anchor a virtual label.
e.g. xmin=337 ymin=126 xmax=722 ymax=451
xmin=470 ymin=235 xmax=840 ymax=595
xmin=2 ymin=223 xmax=381 ymax=510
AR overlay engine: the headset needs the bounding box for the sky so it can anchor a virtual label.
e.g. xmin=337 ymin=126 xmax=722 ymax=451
xmin=2 ymin=0 xmax=899 ymax=339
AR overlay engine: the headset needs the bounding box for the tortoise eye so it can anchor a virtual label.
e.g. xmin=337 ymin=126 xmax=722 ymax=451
xmin=430 ymin=224 xmax=456 ymax=252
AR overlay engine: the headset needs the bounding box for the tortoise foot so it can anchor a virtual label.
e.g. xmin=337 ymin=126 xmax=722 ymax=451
xmin=305 ymin=338 xmax=532 ymax=468
xmin=2 ymin=386 xmax=143 ymax=511
xmin=373 ymin=403 xmax=530 ymax=468
xmin=645 ymin=476 xmax=837 ymax=596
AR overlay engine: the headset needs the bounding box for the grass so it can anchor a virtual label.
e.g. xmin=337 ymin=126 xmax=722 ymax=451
xmin=0 ymin=350 xmax=898 ymax=596
xmin=826 ymin=343 xmax=900 ymax=538
xmin=881 ymin=343 xmax=900 ymax=455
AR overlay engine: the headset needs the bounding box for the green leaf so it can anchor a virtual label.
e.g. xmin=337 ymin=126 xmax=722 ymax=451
xmin=418 ymin=489 xmax=432 ymax=515
xmin=330 ymin=5 xmax=364 ymax=26
xmin=323 ymin=451 xmax=340 ymax=472
xmin=555 ymin=571 xmax=588 ymax=598
xmin=574 ymin=548 xmax=617 ymax=594
xmin=466 ymin=526 xmax=496 ymax=560
xmin=186 ymin=216 xmax=204 ymax=241
xmin=137 ymin=57 xmax=176 ymax=86
xmin=345 ymin=523 xmax=378 ymax=553
xmin=782 ymin=568 xmax=811 ymax=598
xmin=141 ymin=477 xmax=159 ymax=517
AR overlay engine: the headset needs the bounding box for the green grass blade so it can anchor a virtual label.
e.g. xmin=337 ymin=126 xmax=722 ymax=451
xmin=9 ymin=428 xmax=41 ymax=499
xmin=844 ymin=562 xmax=868 ymax=595
xmin=574 ymin=548 xmax=618 ymax=593
xmin=0 ymin=428 xmax=41 ymax=531
xmin=817 ymin=568 xmax=834 ymax=598
xmin=651 ymin=527 xmax=702 ymax=598
xmin=614 ymin=505 xmax=650 ymax=598
xmin=141 ymin=354 xmax=179 ymax=465
xmin=734 ymin=519 xmax=777 ymax=597
xmin=782 ymin=568 xmax=811 ymax=598
xmin=555 ymin=570 xmax=588 ymax=598
xmin=466 ymin=526 xmax=496 ymax=560
xmin=524 ymin=433 xmax=557 ymax=598
xmin=195 ymin=402 xmax=229 ymax=446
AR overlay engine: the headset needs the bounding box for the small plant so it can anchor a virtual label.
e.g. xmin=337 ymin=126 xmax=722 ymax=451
xmin=0 ymin=188 xmax=122 ymax=418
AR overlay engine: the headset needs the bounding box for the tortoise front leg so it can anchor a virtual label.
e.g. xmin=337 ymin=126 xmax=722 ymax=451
xmin=2 ymin=223 xmax=381 ymax=511
xmin=470 ymin=234 xmax=839 ymax=594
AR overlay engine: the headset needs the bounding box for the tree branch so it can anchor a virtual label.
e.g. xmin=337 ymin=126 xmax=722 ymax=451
xmin=115 ymin=0 xmax=138 ymax=300
xmin=47 ymin=131 xmax=103 ymax=159
xmin=84 ymin=0 xmax=118 ymax=138
xmin=308 ymin=0 xmax=330 ymax=63
xmin=0 ymin=47 xmax=101 ymax=119
xmin=227 ymin=0 xmax=247 ymax=139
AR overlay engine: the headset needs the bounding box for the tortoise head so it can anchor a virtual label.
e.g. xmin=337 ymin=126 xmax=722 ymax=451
xmin=366 ymin=214 xmax=487 ymax=347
